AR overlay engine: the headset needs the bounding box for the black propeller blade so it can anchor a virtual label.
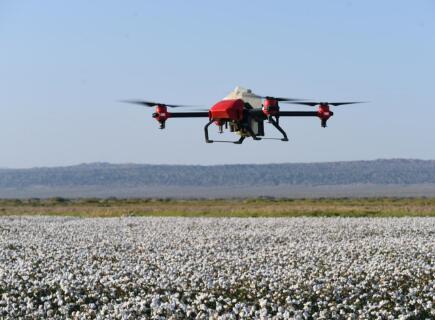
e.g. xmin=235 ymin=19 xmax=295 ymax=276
xmin=251 ymin=94 xmax=303 ymax=102
xmin=288 ymin=101 xmax=364 ymax=106
xmin=121 ymin=99 xmax=198 ymax=108
xmin=328 ymin=102 xmax=364 ymax=106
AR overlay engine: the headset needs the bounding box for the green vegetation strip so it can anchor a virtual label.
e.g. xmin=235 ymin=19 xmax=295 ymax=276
xmin=0 ymin=197 xmax=434 ymax=217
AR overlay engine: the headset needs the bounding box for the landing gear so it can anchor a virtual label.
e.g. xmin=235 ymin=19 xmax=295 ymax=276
xmin=204 ymin=119 xmax=215 ymax=143
xmin=204 ymin=119 xmax=260 ymax=144
xmin=268 ymin=116 xmax=289 ymax=141
xmin=244 ymin=125 xmax=261 ymax=141
xmin=233 ymin=136 xmax=246 ymax=144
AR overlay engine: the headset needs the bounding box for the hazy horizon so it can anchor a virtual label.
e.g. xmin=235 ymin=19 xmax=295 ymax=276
xmin=0 ymin=157 xmax=432 ymax=170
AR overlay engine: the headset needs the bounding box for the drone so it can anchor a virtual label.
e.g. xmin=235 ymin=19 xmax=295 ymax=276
xmin=123 ymin=87 xmax=363 ymax=144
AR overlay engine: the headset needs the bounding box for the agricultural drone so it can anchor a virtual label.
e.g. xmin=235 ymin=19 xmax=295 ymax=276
xmin=123 ymin=87 xmax=362 ymax=144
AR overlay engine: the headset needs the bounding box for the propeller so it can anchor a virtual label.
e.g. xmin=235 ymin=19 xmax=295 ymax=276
xmin=121 ymin=99 xmax=199 ymax=108
xmin=251 ymin=94 xmax=303 ymax=102
xmin=288 ymin=101 xmax=364 ymax=107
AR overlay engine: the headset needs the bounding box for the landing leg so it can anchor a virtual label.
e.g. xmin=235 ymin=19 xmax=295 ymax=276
xmin=268 ymin=117 xmax=289 ymax=141
xmin=205 ymin=120 xmax=246 ymax=144
xmin=233 ymin=136 xmax=246 ymax=144
xmin=245 ymin=125 xmax=261 ymax=141
xmin=204 ymin=119 xmax=214 ymax=143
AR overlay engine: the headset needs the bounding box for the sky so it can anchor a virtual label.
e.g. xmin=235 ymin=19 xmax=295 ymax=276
xmin=0 ymin=0 xmax=434 ymax=168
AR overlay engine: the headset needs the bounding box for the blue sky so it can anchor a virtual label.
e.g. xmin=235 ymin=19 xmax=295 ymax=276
xmin=0 ymin=0 xmax=434 ymax=167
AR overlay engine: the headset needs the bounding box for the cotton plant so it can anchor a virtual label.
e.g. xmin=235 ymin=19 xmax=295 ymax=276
xmin=0 ymin=216 xmax=434 ymax=319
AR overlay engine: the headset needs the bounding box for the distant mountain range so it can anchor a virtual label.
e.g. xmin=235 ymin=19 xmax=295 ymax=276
xmin=0 ymin=159 xmax=434 ymax=198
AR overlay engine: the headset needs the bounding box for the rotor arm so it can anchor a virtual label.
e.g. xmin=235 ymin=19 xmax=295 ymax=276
xmin=277 ymin=111 xmax=334 ymax=127
xmin=247 ymin=110 xmax=320 ymax=118
xmin=152 ymin=111 xmax=209 ymax=129
xmin=277 ymin=111 xmax=319 ymax=117
xmin=168 ymin=112 xmax=209 ymax=118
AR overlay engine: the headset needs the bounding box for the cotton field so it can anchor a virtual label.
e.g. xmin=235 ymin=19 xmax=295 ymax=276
xmin=0 ymin=217 xmax=434 ymax=319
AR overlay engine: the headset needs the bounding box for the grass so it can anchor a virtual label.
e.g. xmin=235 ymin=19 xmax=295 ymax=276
xmin=0 ymin=197 xmax=434 ymax=217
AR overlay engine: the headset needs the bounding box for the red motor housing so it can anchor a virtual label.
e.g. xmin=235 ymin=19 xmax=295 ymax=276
xmin=262 ymin=98 xmax=279 ymax=117
xmin=152 ymin=105 xmax=170 ymax=129
xmin=209 ymin=99 xmax=244 ymax=121
xmin=317 ymin=103 xmax=334 ymax=127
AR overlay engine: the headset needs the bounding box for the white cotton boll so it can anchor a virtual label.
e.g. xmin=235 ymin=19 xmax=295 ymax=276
xmin=0 ymin=217 xmax=434 ymax=319
xmin=259 ymin=299 xmax=268 ymax=308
